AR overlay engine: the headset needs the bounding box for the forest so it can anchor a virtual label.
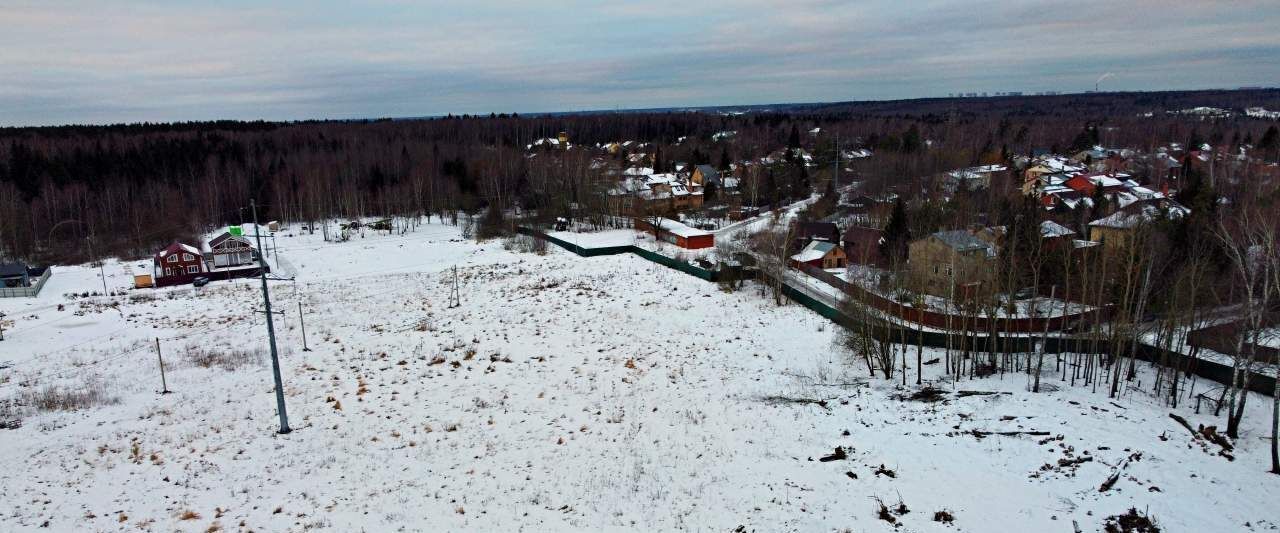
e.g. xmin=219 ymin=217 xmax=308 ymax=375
xmin=1 ymin=88 xmax=1278 ymax=264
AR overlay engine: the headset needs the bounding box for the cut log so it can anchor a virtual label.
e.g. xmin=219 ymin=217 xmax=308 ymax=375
xmin=819 ymin=446 xmax=847 ymax=462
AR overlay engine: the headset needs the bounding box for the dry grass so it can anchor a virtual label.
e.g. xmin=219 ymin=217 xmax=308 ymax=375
xmin=181 ymin=344 xmax=265 ymax=371
xmin=21 ymin=379 xmax=119 ymax=412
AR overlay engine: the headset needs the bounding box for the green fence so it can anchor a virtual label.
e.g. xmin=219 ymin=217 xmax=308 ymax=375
xmin=523 ymin=226 xmax=1272 ymax=396
xmin=522 ymin=227 xmax=718 ymax=281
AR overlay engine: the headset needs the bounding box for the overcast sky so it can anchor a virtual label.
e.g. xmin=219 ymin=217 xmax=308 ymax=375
xmin=2 ymin=0 xmax=1278 ymax=126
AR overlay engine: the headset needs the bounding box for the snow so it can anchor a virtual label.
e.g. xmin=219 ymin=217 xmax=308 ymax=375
xmin=790 ymin=241 xmax=833 ymax=263
xmin=2 ymin=221 xmax=1278 ymax=532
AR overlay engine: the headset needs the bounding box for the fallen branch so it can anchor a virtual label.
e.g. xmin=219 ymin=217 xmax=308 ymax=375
xmin=956 ymin=390 xmax=1011 ymax=398
xmin=1099 ymin=452 xmax=1142 ymax=492
xmin=968 ymin=429 xmax=1051 ymax=439
xmin=762 ymin=395 xmax=830 ymax=409
xmin=1168 ymin=413 xmax=1196 ymax=436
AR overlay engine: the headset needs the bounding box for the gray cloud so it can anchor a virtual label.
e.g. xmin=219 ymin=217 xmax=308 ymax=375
xmin=2 ymin=0 xmax=1277 ymax=125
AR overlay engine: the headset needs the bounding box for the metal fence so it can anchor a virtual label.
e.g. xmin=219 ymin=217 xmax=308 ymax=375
xmin=523 ymin=228 xmax=719 ymax=281
xmin=0 ymin=267 xmax=51 ymax=298
xmin=525 ymin=227 xmax=1274 ymax=397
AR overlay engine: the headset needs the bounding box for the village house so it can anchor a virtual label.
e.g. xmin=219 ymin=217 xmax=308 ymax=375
xmin=907 ymin=230 xmax=995 ymax=298
xmin=607 ymin=171 xmax=704 ymax=216
xmin=634 ymin=218 xmax=714 ymax=249
xmin=154 ymin=241 xmax=205 ymax=281
xmin=842 ymin=225 xmax=885 ymax=266
xmin=841 ymin=194 xmax=895 ymax=226
xmin=205 ymin=230 xmax=258 ymax=269
xmin=790 ymin=240 xmax=847 ymax=269
xmin=690 ymin=164 xmax=721 ymax=188
xmin=793 ymin=221 xmax=840 ymax=251
xmin=943 ymin=164 xmax=1007 ymax=193
xmin=1087 ymin=199 xmax=1189 ymax=249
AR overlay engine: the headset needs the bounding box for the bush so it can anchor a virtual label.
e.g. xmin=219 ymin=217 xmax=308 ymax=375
xmin=502 ymin=234 xmax=548 ymax=255
xmin=182 ymin=345 xmax=265 ymax=371
xmin=22 ymin=380 xmax=119 ymax=412
xmin=0 ymin=398 xmax=21 ymax=429
xmin=475 ymin=206 xmax=509 ymax=241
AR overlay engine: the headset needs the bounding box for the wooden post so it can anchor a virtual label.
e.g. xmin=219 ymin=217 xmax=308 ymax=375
xmin=156 ymin=338 xmax=170 ymax=394
xmin=299 ymin=300 xmax=311 ymax=352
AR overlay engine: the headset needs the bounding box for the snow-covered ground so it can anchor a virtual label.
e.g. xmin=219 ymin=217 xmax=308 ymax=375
xmin=1 ymin=222 xmax=1278 ymax=532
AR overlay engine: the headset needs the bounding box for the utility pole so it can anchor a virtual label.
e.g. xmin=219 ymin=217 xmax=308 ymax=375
xmin=299 ymin=300 xmax=311 ymax=352
xmin=155 ymin=338 xmax=171 ymax=394
xmin=834 ymin=133 xmax=840 ymax=192
xmin=251 ymin=199 xmax=291 ymax=434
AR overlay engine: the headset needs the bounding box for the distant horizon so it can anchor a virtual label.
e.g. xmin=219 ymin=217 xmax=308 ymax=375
xmin=4 ymin=86 xmax=1279 ymax=129
xmin=5 ymin=1 xmax=1279 ymax=127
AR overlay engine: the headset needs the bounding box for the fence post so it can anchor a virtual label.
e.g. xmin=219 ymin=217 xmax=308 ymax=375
xmin=155 ymin=337 xmax=171 ymax=394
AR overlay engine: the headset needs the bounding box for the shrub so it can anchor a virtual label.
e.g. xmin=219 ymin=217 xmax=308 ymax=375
xmin=22 ymin=380 xmax=119 ymax=412
xmin=502 ymin=234 xmax=548 ymax=255
xmin=182 ymin=345 xmax=265 ymax=371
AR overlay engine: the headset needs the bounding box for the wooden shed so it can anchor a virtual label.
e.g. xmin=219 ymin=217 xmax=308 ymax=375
xmin=635 ymin=218 xmax=714 ymax=249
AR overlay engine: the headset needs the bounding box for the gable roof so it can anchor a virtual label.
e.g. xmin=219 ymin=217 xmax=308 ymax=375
xmin=1040 ymin=220 xmax=1076 ymax=238
xmin=796 ymin=222 xmax=840 ymax=241
xmin=930 ymin=230 xmax=993 ymax=253
xmin=208 ymin=232 xmax=255 ymax=250
xmin=155 ymin=241 xmax=202 ymax=259
xmin=649 ymin=218 xmax=710 ymax=238
xmin=694 ymin=164 xmax=721 ymax=184
xmin=1088 ymin=200 xmax=1189 ymax=229
xmin=791 ymin=240 xmax=837 ymax=263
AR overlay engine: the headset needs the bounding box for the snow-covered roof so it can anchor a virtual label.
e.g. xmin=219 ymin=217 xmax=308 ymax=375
xmin=156 ymin=241 xmax=202 ymax=258
xmin=949 ymin=164 xmax=1006 ymax=178
xmin=1040 ymin=220 xmax=1075 ymax=238
xmin=1087 ymin=175 xmax=1126 ymax=188
xmin=931 ymin=230 xmax=993 ymax=254
xmin=1089 ymin=201 xmax=1189 ymax=229
xmin=649 ymin=218 xmax=710 ymax=238
xmin=791 ymin=240 xmax=836 ymax=263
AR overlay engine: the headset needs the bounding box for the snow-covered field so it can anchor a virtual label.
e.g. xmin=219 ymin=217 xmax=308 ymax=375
xmin=1 ymin=222 xmax=1277 ymax=532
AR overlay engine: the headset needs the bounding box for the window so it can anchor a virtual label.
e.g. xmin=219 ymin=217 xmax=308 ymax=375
xmin=167 ymin=254 xmax=178 ymax=263
xmin=164 ymin=268 xmax=173 ymax=276
xmin=187 ymin=265 xmax=198 ymax=274
xmin=182 ymin=253 xmax=194 ymax=261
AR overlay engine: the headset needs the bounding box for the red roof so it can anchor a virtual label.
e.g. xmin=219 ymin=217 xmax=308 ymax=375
xmin=1064 ymin=174 xmax=1096 ymax=195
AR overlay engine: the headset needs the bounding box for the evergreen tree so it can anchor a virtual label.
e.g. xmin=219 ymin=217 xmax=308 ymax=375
xmin=1259 ymin=125 xmax=1279 ymax=161
xmin=880 ymin=199 xmax=911 ymax=264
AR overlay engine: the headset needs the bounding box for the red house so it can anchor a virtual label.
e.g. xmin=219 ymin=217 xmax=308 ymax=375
xmin=635 ymin=218 xmax=714 ymax=249
xmin=154 ymin=242 xmax=205 ymax=284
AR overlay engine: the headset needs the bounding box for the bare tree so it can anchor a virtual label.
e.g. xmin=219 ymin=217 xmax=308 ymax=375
xmin=1215 ymin=207 xmax=1276 ymax=439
